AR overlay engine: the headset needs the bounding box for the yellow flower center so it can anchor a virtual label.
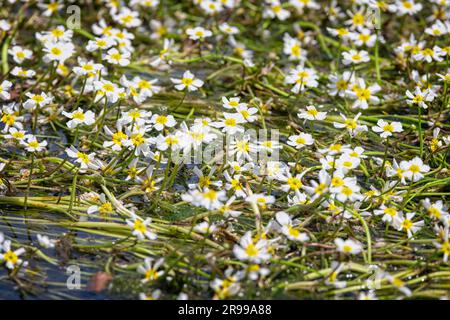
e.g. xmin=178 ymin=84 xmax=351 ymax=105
xmin=32 ymin=95 xmax=45 ymax=103
xmin=203 ymin=189 xmax=218 ymax=201
xmin=145 ymin=268 xmax=159 ymax=280
xmin=99 ymin=202 xmax=113 ymax=215
xmin=245 ymin=243 xmax=259 ymax=257
xmin=401 ymin=219 xmax=413 ymax=230
xmin=428 ymin=207 xmax=441 ymax=219
xmin=356 ymin=88 xmax=371 ymax=100
xmin=383 ymin=123 xmax=394 ymax=132
xmin=199 ymin=176 xmax=211 ymax=188
xmin=1 ymin=114 xmax=15 ymax=126
xmin=142 ymin=178 xmax=156 ymax=193
xmin=133 ymin=219 xmax=147 ymax=233
xmin=287 ymin=177 xmax=302 ymax=190
xmin=156 ymin=115 xmax=168 ymax=125
xmin=51 ymin=28 xmax=64 ymax=38
xmin=3 ymin=251 xmax=18 ymax=265
xmin=342 ymin=244 xmax=353 ymax=253
xmin=131 ymin=133 xmax=145 ymax=146
xmin=352 ymin=13 xmax=365 ymax=26
xmin=72 ymin=111 xmax=85 ymax=121
xmin=352 ymin=54 xmax=362 ymax=61
xmin=288 ymin=226 xmax=300 ymax=238
xmin=291 ymin=44 xmax=301 ymax=57
xmin=384 ymin=207 xmax=397 ymax=217
xmin=51 ymin=47 xmax=62 ymax=56
xmin=409 ymin=164 xmax=420 ymax=173
xmin=341 ymin=186 xmax=353 ymax=196
xmin=225 ymin=118 xmax=237 ymax=127
xmin=77 ymin=152 xmax=90 ymax=164
xmin=336 ymin=79 xmax=348 ymax=90
xmin=181 ymin=77 xmax=193 ymax=86
xmin=112 ymin=131 xmax=127 ymax=145
xmin=331 ymin=177 xmax=344 ymax=187
xmin=28 ymin=141 xmax=40 ymax=148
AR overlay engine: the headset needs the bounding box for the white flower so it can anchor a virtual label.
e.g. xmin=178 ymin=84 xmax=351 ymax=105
xmin=94 ymin=80 xmax=123 ymax=104
xmin=87 ymin=193 xmax=114 ymax=216
xmin=285 ymin=65 xmax=319 ymax=93
xmin=139 ymin=290 xmax=162 ymax=300
xmin=62 ymin=108 xmax=95 ymax=129
xmin=194 ymin=221 xmax=217 ymax=234
xmin=5 ymin=128 xmax=26 ymax=141
xmin=124 ymin=128 xmax=151 ymax=156
xmin=211 ymin=113 xmax=245 ymax=134
xmin=303 ymin=170 xmax=331 ymax=200
xmin=390 ymin=0 xmax=422 ymax=16
xmin=43 ymin=41 xmax=74 ymax=63
xmin=11 ymin=67 xmax=35 ymax=78
xmin=400 ymin=157 xmax=430 ymax=182
xmin=0 ymin=240 xmax=26 ymax=269
xmin=23 ymin=92 xmax=53 ymax=110
xmin=86 ymin=37 xmax=115 ymax=52
xmin=351 ymin=28 xmax=377 ymax=47
xmin=218 ymin=196 xmax=242 ymax=218
xmin=393 ymin=212 xmax=424 ymax=238
xmin=289 ymin=0 xmax=319 ymax=10
xmin=335 ymin=238 xmax=363 ymax=254
xmin=120 ymin=75 xmax=161 ymax=103
xmin=150 ymin=114 xmax=176 ymax=131
xmin=0 ymin=80 xmax=12 ymax=100
xmin=275 ymin=211 xmax=309 ymax=242
xmin=38 ymin=25 xmax=73 ymax=43
xmin=406 ymin=87 xmax=435 ymax=109
xmin=283 ymin=33 xmax=306 ymax=61
xmin=118 ymin=108 xmax=152 ymax=128
xmin=137 ymin=258 xmax=164 ymax=283
xmin=298 ymin=105 xmax=327 ymax=121
xmin=171 ymin=71 xmax=204 ymax=91
xmin=37 ymin=234 xmax=56 ymax=249
xmin=246 ymin=193 xmax=275 ymax=209
xmin=263 ymin=0 xmax=291 ymax=21
xmin=328 ymin=71 xmax=355 ymax=97
xmin=0 ymin=19 xmax=11 ymax=31
xmin=21 ymin=135 xmax=47 ymax=152
xmin=333 ymin=113 xmax=368 ymax=137
xmin=126 ymin=213 xmax=157 ymax=240
xmin=186 ymin=26 xmax=212 ymax=40
xmin=113 ymin=8 xmax=142 ymax=28
xmin=342 ymin=49 xmax=370 ymax=65
xmin=422 ymin=198 xmax=448 ymax=220
xmin=104 ymin=48 xmax=130 ymax=66
xmin=330 ymin=175 xmax=363 ymax=203
xmin=347 ymin=78 xmax=381 ymax=109
xmin=38 ymin=1 xmax=63 ymax=16
xmin=65 ymin=146 xmax=100 ymax=172
xmin=372 ymin=119 xmax=403 ymax=139
xmin=287 ymin=132 xmax=314 ymax=149
xmin=425 ymin=20 xmax=449 ymax=37
xmin=233 ymin=231 xmax=271 ymax=263
xmin=73 ymin=58 xmax=104 ymax=77
xmin=374 ymin=205 xmax=401 ymax=224
xmin=181 ymin=188 xmax=227 ymax=210
xmin=219 ymin=23 xmax=239 ymax=35
xmin=8 ymin=46 xmax=32 ymax=64
xmin=222 ymin=96 xmax=246 ymax=109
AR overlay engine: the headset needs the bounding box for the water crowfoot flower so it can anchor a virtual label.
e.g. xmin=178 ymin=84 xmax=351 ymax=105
xmin=126 ymin=213 xmax=157 ymax=241
xmin=62 ymin=108 xmax=95 ymax=129
xmin=171 ymin=71 xmax=204 ymax=92
xmin=0 ymin=240 xmax=27 ymax=269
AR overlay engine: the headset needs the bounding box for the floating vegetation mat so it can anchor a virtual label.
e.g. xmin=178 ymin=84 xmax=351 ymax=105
xmin=0 ymin=0 xmax=449 ymax=300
